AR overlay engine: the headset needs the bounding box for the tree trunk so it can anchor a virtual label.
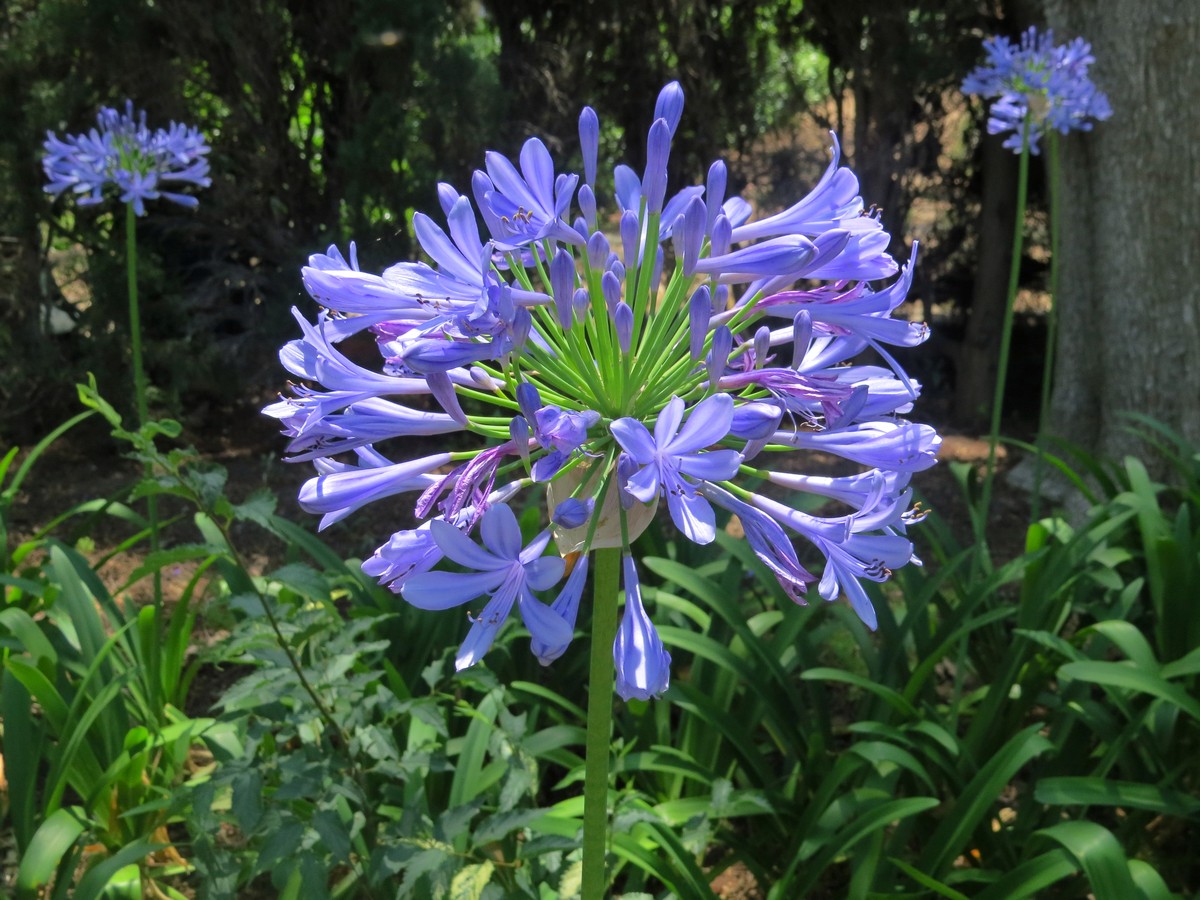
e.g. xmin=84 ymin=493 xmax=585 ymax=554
xmin=955 ymin=133 xmax=1020 ymax=428
xmin=1042 ymin=0 xmax=1200 ymax=465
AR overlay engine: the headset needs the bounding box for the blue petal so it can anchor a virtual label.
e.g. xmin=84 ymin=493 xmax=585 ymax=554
xmin=665 ymin=482 xmax=717 ymax=545
xmin=480 ymin=502 xmax=523 ymax=559
xmin=485 ymin=149 xmax=540 ymax=212
xmin=613 ymin=556 xmax=671 ymax=701
xmin=413 ymin=212 xmax=480 ymax=286
xmin=654 ymin=396 xmax=685 ymax=447
xmin=669 ymin=393 xmax=734 ymax=455
xmin=610 ymin=418 xmax=656 ymax=464
xmin=524 ymin=555 xmax=566 ymax=592
xmin=835 ymin=561 xmax=878 ymax=631
xmin=676 ymin=449 xmax=742 ymax=482
xmin=454 ymin=576 xmax=520 ymax=669
xmin=519 ymin=137 xmax=556 ymax=211
xmin=625 ymin=462 xmax=661 ymax=503
xmin=429 ymin=519 xmax=507 ymax=571
xmin=519 ymin=588 xmax=573 ymax=664
xmin=403 ymin=569 xmax=505 ymax=610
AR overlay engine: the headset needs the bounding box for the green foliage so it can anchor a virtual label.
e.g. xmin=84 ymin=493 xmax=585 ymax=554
xmin=5 ymin=383 xmax=1198 ymax=896
xmin=0 ymin=404 xmax=210 ymax=898
xmin=589 ymin=422 xmax=1199 ymax=896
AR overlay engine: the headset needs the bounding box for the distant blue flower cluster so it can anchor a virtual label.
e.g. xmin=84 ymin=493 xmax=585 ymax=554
xmin=43 ymin=101 xmax=211 ymax=215
xmin=266 ymin=83 xmax=938 ymax=700
xmin=962 ymin=26 xmax=1111 ymax=153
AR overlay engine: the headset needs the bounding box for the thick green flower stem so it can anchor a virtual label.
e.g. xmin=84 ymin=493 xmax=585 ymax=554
xmin=1032 ymin=133 xmax=1063 ymax=522
xmin=126 ymin=203 xmax=161 ymax=606
xmin=581 ymin=546 xmax=621 ymax=899
xmin=978 ymin=121 xmax=1031 ymax=554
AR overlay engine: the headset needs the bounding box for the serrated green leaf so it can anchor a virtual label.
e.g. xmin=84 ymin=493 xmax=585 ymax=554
xmin=450 ymin=860 xmax=495 ymax=899
xmin=268 ymin=562 xmax=332 ymax=600
xmin=313 ymin=808 xmax=353 ymax=865
xmin=233 ymin=488 xmax=278 ymax=526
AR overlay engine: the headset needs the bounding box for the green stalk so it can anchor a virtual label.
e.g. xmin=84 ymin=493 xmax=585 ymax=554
xmin=978 ymin=121 xmax=1031 ymax=545
xmin=1032 ymin=133 xmax=1062 ymax=522
xmin=581 ymin=545 xmax=621 ymax=900
xmin=126 ymin=203 xmax=161 ymax=608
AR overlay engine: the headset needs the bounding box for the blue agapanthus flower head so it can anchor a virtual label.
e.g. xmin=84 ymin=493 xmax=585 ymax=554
xmin=266 ymin=82 xmax=939 ymax=700
xmin=962 ymin=26 xmax=1111 ymax=154
xmin=43 ymin=100 xmax=211 ymax=215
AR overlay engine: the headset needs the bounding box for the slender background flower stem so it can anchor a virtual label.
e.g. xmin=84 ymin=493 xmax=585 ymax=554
xmin=126 ymin=203 xmax=161 ymax=607
xmin=581 ymin=546 xmax=621 ymax=900
xmin=978 ymin=121 xmax=1031 ymax=551
xmin=1032 ymin=133 xmax=1062 ymax=522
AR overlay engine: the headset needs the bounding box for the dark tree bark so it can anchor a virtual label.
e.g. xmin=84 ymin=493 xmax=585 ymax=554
xmin=1042 ymin=0 xmax=1200 ymax=463
xmin=954 ymin=133 xmax=1020 ymax=427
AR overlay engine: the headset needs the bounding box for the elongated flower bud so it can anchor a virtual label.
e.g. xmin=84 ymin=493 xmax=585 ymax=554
xmin=643 ymin=118 xmax=671 ymax=215
xmin=579 ymin=106 xmax=600 ymax=186
xmin=705 ymin=160 xmax=727 ymax=234
xmin=689 ymin=286 xmax=712 ymax=360
xmin=653 ymin=81 xmax=685 ymax=138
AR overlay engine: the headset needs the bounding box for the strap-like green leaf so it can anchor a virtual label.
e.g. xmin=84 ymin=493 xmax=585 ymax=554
xmin=1034 ymin=821 xmax=1139 ymax=900
xmin=15 ymin=807 xmax=86 ymax=896
xmin=919 ymin=724 xmax=1053 ymax=876
xmin=1036 ymin=776 xmax=1200 ymax=819
xmin=1059 ymin=660 xmax=1200 ymax=721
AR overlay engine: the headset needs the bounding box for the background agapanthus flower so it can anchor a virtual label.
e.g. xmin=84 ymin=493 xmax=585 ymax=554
xmin=267 ymin=82 xmax=939 ymax=701
xmin=961 ymin=26 xmax=1111 ymax=153
xmin=43 ymin=100 xmax=211 ymax=214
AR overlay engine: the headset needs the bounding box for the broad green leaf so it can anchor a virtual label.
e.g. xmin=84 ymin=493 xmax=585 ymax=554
xmin=1036 ymin=776 xmax=1200 ymax=819
xmin=919 ymin=725 xmax=1053 ymax=876
xmin=801 ymin=667 xmax=918 ymax=719
xmin=1059 ymin=661 xmax=1200 ymax=721
xmin=654 ymin=790 xmax=774 ymax=827
xmin=1 ymin=674 xmax=42 ymax=852
xmin=1128 ymin=859 xmax=1178 ymax=900
xmin=888 ymin=857 xmax=972 ymax=900
xmin=848 ymin=740 xmax=936 ymax=792
xmin=974 ymin=849 xmax=1079 ymax=900
xmin=15 ymin=807 xmax=86 ymax=896
xmin=1082 ymin=621 xmax=1160 ymax=673
xmin=449 ymin=689 xmax=503 ymax=808
xmin=510 ymin=680 xmax=586 ymax=722
xmin=0 ymin=607 xmax=57 ymax=667
xmin=1161 ymin=644 xmax=1200 ymax=680
xmin=1034 ymin=821 xmax=1139 ymax=900
xmin=786 ymin=796 xmax=939 ymax=898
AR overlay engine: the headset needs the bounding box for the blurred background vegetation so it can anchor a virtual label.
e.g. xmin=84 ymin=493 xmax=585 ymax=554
xmin=1 ymin=0 xmax=1020 ymax=441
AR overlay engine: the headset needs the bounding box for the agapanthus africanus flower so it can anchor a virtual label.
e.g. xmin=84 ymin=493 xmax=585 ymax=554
xmin=266 ymin=83 xmax=939 ymax=700
xmin=962 ymin=26 xmax=1111 ymax=154
xmin=43 ymin=100 xmax=211 ymax=214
